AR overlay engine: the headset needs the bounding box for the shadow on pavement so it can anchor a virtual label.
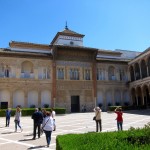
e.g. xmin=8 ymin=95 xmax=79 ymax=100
xmin=1 ymin=131 xmax=15 ymax=134
xmin=24 ymin=133 xmax=33 ymax=136
xmin=19 ymin=138 xmax=35 ymax=141
xmin=27 ymin=145 xmax=46 ymax=149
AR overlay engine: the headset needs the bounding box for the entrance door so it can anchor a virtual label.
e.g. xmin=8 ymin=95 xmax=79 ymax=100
xmin=1 ymin=102 xmax=8 ymax=109
xmin=71 ymin=96 xmax=80 ymax=112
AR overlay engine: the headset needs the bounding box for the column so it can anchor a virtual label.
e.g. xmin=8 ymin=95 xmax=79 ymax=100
xmin=10 ymin=91 xmax=13 ymax=108
xmin=92 ymin=61 xmax=97 ymax=107
xmin=52 ymin=61 xmax=56 ymax=107
xmin=38 ymin=91 xmax=41 ymax=107
xmin=24 ymin=91 xmax=28 ymax=108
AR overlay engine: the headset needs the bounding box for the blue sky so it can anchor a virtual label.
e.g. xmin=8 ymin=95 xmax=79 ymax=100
xmin=0 ymin=0 xmax=150 ymax=52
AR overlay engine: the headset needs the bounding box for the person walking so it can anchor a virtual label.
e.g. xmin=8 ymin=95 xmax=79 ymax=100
xmin=14 ymin=107 xmax=23 ymax=132
xmin=32 ymin=108 xmax=43 ymax=139
xmin=93 ymin=106 xmax=102 ymax=132
xmin=42 ymin=111 xmax=54 ymax=147
xmin=51 ymin=108 xmax=56 ymax=131
xmin=5 ymin=108 xmax=11 ymax=127
xmin=114 ymin=107 xmax=123 ymax=131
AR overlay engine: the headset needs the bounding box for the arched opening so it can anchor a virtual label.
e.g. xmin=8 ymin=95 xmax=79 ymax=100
xmin=142 ymin=85 xmax=149 ymax=106
xmin=131 ymin=88 xmax=136 ymax=105
xmin=108 ymin=66 xmax=115 ymax=80
xmin=21 ymin=61 xmax=34 ymax=78
xmin=136 ymin=87 xmax=142 ymax=105
xmin=141 ymin=60 xmax=147 ymax=78
xmin=134 ymin=63 xmax=141 ymax=80
xmin=129 ymin=66 xmax=135 ymax=81
xmin=147 ymin=57 xmax=150 ymax=76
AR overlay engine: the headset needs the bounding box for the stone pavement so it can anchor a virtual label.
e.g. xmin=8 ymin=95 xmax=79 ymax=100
xmin=0 ymin=109 xmax=150 ymax=150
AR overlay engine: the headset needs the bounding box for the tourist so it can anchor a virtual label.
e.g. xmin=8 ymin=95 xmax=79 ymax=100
xmin=32 ymin=108 xmax=43 ymax=139
xmin=5 ymin=108 xmax=11 ymax=127
xmin=93 ymin=106 xmax=102 ymax=132
xmin=114 ymin=107 xmax=123 ymax=131
xmin=14 ymin=107 xmax=23 ymax=132
xmin=42 ymin=111 xmax=54 ymax=147
xmin=51 ymin=108 xmax=56 ymax=131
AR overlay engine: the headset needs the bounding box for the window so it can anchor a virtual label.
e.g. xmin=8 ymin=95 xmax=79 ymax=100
xmin=57 ymin=68 xmax=64 ymax=79
xmin=84 ymin=69 xmax=91 ymax=80
xmin=70 ymin=68 xmax=79 ymax=80
xmin=38 ymin=67 xmax=50 ymax=79
xmin=97 ymin=68 xmax=105 ymax=80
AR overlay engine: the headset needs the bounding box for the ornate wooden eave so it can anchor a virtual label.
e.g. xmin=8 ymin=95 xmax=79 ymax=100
xmin=0 ymin=50 xmax=52 ymax=59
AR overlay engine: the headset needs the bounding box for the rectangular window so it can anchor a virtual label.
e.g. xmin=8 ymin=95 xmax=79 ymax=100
xmin=84 ymin=69 xmax=90 ymax=80
xmin=57 ymin=68 xmax=64 ymax=79
xmin=70 ymin=68 xmax=79 ymax=80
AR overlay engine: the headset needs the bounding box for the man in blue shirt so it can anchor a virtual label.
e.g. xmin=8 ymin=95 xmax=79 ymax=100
xmin=6 ymin=108 xmax=11 ymax=127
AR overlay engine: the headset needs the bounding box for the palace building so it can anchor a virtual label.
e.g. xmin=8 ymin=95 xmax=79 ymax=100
xmin=0 ymin=26 xmax=149 ymax=112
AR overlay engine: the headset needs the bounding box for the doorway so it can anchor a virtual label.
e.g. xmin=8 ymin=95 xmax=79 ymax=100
xmin=71 ymin=96 xmax=80 ymax=112
xmin=1 ymin=102 xmax=8 ymax=109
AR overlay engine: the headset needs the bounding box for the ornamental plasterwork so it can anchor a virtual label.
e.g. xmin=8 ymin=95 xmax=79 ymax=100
xmin=56 ymin=61 xmax=92 ymax=67
xmin=56 ymin=81 xmax=93 ymax=90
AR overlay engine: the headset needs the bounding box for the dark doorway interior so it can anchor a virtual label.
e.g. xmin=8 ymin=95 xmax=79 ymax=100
xmin=1 ymin=102 xmax=8 ymax=109
xmin=71 ymin=96 xmax=80 ymax=112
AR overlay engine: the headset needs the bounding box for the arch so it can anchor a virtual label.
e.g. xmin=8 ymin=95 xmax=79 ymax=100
xmin=13 ymin=90 xmax=24 ymax=108
xmin=114 ymin=90 xmax=121 ymax=105
xmin=21 ymin=61 xmax=34 ymax=78
xmin=129 ymin=66 xmax=135 ymax=81
xmin=142 ymin=84 xmax=150 ymax=106
xmin=134 ymin=63 xmax=141 ymax=80
xmin=147 ymin=56 xmax=150 ymax=76
xmin=106 ymin=90 xmax=112 ymax=106
xmin=108 ymin=66 xmax=115 ymax=80
xmin=97 ymin=91 xmax=103 ymax=106
xmin=41 ymin=90 xmax=51 ymax=107
xmin=28 ymin=91 xmax=38 ymax=108
xmin=131 ymin=88 xmax=136 ymax=105
xmin=136 ymin=86 xmax=142 ymax=105
xmin=123 ymin=90 xmax=130 ymax=105
xmin=141 ymin=59 xmax=147 ymax=78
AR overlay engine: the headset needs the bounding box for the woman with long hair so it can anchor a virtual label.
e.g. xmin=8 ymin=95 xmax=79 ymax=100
xmin=14 ymin=106 xmax=23 ymax=132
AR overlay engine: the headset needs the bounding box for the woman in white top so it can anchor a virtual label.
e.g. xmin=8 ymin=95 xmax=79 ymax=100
xmin=14 ymin=107 xmax=23 ymax=132
xmin=42 ymin=111 xmax=54 ymax=147
xmin=93 ymin=106 xmax=102 ymax=132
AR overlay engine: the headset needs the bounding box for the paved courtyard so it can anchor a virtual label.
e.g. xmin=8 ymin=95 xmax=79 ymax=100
xmin=0 ymin=109 xmax=150 ymax=150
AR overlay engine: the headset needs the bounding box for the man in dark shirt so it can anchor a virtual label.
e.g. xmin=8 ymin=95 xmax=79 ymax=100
xmin=32 ymin=108 xmax=43 ymax=139
xmin=5 ymin=108 xmax=11 ymax=127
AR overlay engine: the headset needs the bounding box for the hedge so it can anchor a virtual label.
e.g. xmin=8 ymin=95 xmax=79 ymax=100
xmin=108 ymin=105 xmax=147 ymax=111
xmin=56 ymin=123 xmax=150 ymax=150
xmin=0 ymin=107 xmax=66 ymax=117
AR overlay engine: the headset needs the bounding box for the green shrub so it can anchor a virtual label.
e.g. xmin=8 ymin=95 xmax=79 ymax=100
xmin=56 ymin=123 xmax=150 ymax=150
xmin=0 ymin=107 xmax=66 ymax=116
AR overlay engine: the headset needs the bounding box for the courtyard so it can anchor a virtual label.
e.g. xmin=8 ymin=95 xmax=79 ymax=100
xmin=0 ymin=109 xmax=150 ymax=150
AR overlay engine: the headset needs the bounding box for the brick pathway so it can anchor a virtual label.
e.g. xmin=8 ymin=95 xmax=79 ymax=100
xmin=0 ymin=109 xmax=150 ymax=150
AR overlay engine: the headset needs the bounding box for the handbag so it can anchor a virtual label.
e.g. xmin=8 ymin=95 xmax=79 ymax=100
xmin=93 ymin=111 xmax=99 ymax=121
xmin=93 ymin=116 xmax=96 ymax=120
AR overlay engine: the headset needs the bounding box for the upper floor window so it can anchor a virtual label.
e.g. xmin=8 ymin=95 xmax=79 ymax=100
xmin=84 ymin=69 xmax=91 ymax=80
xmin=38 ymin=67 xmax=50 ymax=79
xmin=97 ymin=68 xmax=105 ymax=80
xmin=108 ymin=66 xmax=116 ymax=80
xmin=21 ymin=61 xmax=34 ymax=78
xmin=0 ymin=64 xmax=11 ymax=78
xmin=70 ymin=68 xmax=79 ymax=80
xmin=57 ymin=68 xmax=64 ymax=79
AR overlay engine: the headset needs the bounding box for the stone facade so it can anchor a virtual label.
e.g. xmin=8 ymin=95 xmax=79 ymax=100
xmin=0 ymin=27 xmax=149 ymax=112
